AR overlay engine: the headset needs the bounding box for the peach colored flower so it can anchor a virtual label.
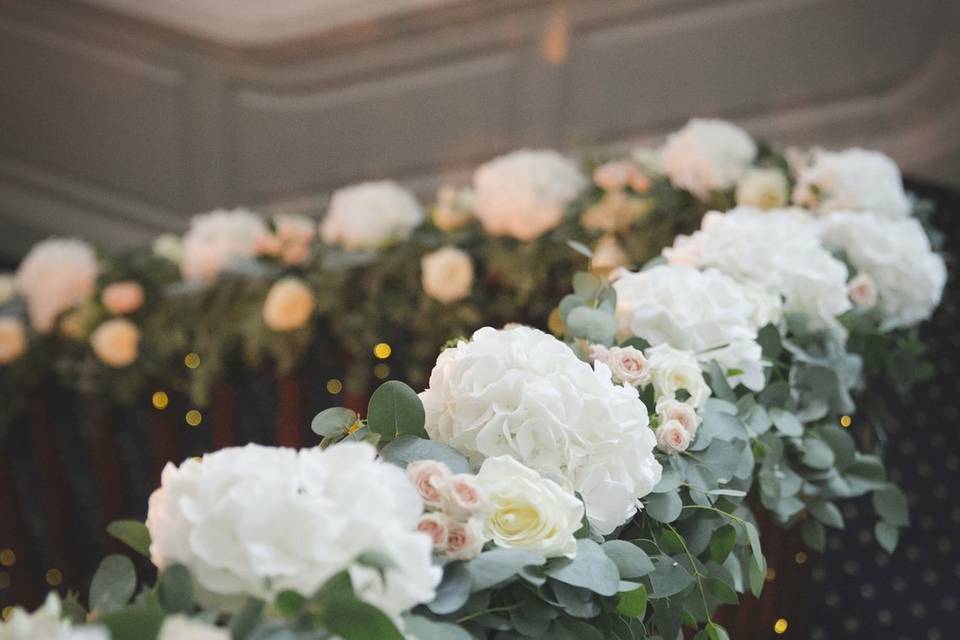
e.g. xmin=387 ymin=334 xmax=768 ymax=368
xmin=101 ymin=281 xmax=145 ymax=316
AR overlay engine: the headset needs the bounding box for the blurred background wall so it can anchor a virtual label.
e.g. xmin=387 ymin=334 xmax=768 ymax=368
xmin=1 ymin=0 xmax=958 ymax=261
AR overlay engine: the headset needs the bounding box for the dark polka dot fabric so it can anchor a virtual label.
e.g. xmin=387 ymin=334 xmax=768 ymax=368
xmin=804 ymin=181 xmax=960 ymax=639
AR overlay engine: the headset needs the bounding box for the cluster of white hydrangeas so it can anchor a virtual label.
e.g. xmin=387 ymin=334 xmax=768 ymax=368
xmin=792 ymin=147 xmax=911 ymax=218
xmin=612 ymin=264 xmax=766 ymax=390
xmin=15 ymin=238 xmax=98 ymax=333
xmin=180 ymin=209 xmax=268 ymax=283
xmin=659 ymin=118 xmax=756 ymax=199
xmin=820 ymin=212 xmax=947 ymax=329
xmin=420 ymin=326 xmax=661 ymax=535
xmin=666 ymin=207 xmax=851 ymax=331
xmin=472 ymin=150 xmax=586 ymax=241
xmin=320 ymin=181 xmax=424 ymax=251
xmin=146 ymin=443 xmax=441 ymax=616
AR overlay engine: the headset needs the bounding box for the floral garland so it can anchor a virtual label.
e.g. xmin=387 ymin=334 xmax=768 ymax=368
xmin=0 ymin=120 xmax=947 ymax=639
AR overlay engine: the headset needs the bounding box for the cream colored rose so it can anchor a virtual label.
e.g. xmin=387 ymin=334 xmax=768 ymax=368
xmin=735 ymin=168 xmax=789 ymax=209
xmin=406 ymin=460 xmax=452 ymax=509
xmin=416 ymin=512 xmax=450 ymax=552
xmin=645 ymin=344 xmax=711 ymax=409
xmin=90 ymin=318 xmax=140 ymax=368
xmin=475 ymin=455 xmax=584 ymax=558
xmin=0 ymin=274 xmax=15 ymax=305
xmin=421 ymin=247 xmax=474 ymax=304
xmin=443 ymin=474 xmax=488 ymax=521
xmin=262 ymin=279 xmax=315 ymax=332
xmin=848 ymin=272 xmax=878 ymax=309
xmin=0 ymin=317 xmax=27 ymax=365
xmin=656 ymin=397 xmax=701 ymax=436
xmin=656 ymin=419 xmax=691 ymax=455
xmin=101 ymin=281 xmax=145 ymax=316
xmin=432 ymin=186 xmax=475 ymax=232
xmin=157 ymin=615 xmax=230 ymax=640
xmin=444 ymin=518 xmax=485 ymax=561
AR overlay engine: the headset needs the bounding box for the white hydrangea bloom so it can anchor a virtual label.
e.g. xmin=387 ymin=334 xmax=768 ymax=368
xmin=146 ymin=443 xmax=441 ymax=615
xmin=15 ymin=238 xmax=98 ymax=333
xmin=472 ymin=150 xmax=586 ymax=241
xmin=320 ymin=181 xmax=424 ymax=251
xmin=0 ymin=593 xmax=108 ymax=640
xmin=659 ymin=118 xmax=757 ymax=198
xmin=180 ymin=209 xmax=268 ymax=283
xmin=792 ymin=148 xmax=911 ymax=218
xmin=419 ymin=326 xmax=661 ymax=535
xmin=820 ymin=212 xmax=946 ymax=329
xmin=613 ymin=264 xmax=766 ymax=390
xmin=666 ymin=207 xmax=850 ymax=331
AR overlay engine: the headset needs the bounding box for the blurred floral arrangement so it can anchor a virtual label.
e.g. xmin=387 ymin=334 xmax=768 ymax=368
xmin=0 ymin=118 xmax=949 ymax=639
xmin=0 ymin=119 xmax=944 ymax=440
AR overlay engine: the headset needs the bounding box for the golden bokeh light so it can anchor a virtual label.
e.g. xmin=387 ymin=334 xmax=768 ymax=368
xmin=185 ymin=409 xmax=202 ymax=427
xmin=151 ymin=391 xmax=169 ymax=410
xmin=795 ymin=551 xmax=807 ymax=565
xmin=184 ymin=352 xmax=201 ymax=369
xmin=774 ymin=618 xmax=789 ymax=634
xmin=45 ymin=569 xmax=63 ymax=586
xmin=0 ymin=549 xmax=14 ymax=567
xmin=840 ymin=415 xmax=852 ymax=428
xmin=373 ymin=342 xmax=392 ymax=359
xmin=326 ymin=378 xmax=343 ymax=394
xmin=373 ymin=363 xmax=390 ymax=379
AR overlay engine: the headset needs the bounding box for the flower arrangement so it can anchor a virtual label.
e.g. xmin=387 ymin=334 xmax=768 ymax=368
xmin=0 ymin=118 xmax=947 ymax=637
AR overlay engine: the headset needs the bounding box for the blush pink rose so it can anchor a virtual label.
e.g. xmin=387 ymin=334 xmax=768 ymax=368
xmin=444 ymin=518 xmax=485 ymax=560
xmin=444 ymin=474 xmax=487 ymax=521
xmin=656 ymin=419 xmax=691 ymax=455
xmin=406 ymin=460 xmax=452 ymax=509
xmin=416 ymin=513 xmax=449 ymax=552
xmin=848 ymin=272 xmax=878 ymax=309
xmin=101 ymin=281 xmax=145 ymax=316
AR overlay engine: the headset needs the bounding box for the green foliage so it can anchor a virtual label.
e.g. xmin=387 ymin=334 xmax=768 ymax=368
xmin=366 ymin=380 xmax=427 ymax=444
xmin=378 ymin=435 xmax=470 ymax=473
xmin=89 ymin=555 xmax=137 ymax=613
xmin=107 ymin=520 xmax=151 ymax=557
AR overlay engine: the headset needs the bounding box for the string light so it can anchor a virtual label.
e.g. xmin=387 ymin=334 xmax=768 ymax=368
xmin=0 ymin=549 xmax=14 ymax=567
xmin=151 ymin=391 xmax=169 ymax=410
xmin=840 ymin=415 xmax=852 ymax=428
xmin=774 ymin=618 xmax=789 ymax=634
xmin=45 ymin=569 xmax=62 ymax=586
xmin=373 ymin=343 xmax=392 ymax=360
xmin=795 ymin=551 xmax=808 ymax=565
xmin=184 ymin=352 xmax=201 ymax=369
xmin=185 ymin=410 xmax=202 ymax=427
xmin=373 ymin=364 xmax=390 ymax=380
xmin=326 ymin=379 xmax=343 ymax=394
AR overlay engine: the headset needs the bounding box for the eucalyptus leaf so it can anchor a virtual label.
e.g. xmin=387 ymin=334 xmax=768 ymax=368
xmin=89 ymin=555 xmax=137 ymax=613
xmin=465 ymin=548 xmax=546 ymax=591
xmin=874 ymin=521 xmax=900 ymax=553
xmin=545 ymin=539 xmax=620 ymax=596
xmin=601 ymin=540 xmax=655 ymax=578
xmin=310 ymin=407 xmax=357 ymax=437
xmin=366 ymin=381 xmax=426 ymax=444
xmin=378 ymin=435 xmax=469 ymax=473
xmin=873 ymin=486 xmax=909 ymax=526
xmin=404 ymin=615 xmax=475 ymax=640
xmin=427 ymin=562 xmax=471 ymax=615
xmin=106 ymin=520 xmax=151 ymax=557
xmin=645 ymin=490 xmax=682 ymax=523
xmin=770 ymin=408 xmax=803 ymax=436
xmin=157 ymin=564 xmax=193 ymax=614
xmin=616 ymin=585 xmax=647 ymax=618
xmin=808 ymin=501 xmax=844 ymax=529
xmin=648 ymin=556 xmax=695 ymax=599
xmin=566 ymin=306 xmax=617 ymax=345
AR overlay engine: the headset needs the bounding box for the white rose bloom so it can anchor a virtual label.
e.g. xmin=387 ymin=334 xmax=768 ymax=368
xmin=614 ymin=265 xmax=766 ymax=390
xmin=645 ymin=344 xmax=711 ymax=409
xmin=820 ymin=212 xmax=946 ymax=328
xmin=476 ymin=455 xmax=583 ymax=558
xmin=15 ymin=238 xmax=98 ymax=333
xmin=792 ymin=148 xmax=910 ymax=218
xmin=158 ymin=616 xmax=230 ymax=640
xmin=473 ymin=150 xmax=586 ymax=241
xmin=659 ymin=118 xmax=757 ymax=199
xmin=420 ymin=326 xmax=661 ymax=535
xmin=0 ymin=317 xmax=27 ymax=365
xmin=670 ymin=207 xmax=850 ymax=331
xmin=146 ymin=443 xmax=441 ymax=615
xmin=320 ymin=181 xmax=424 ymax=251
xmin=0 ymin=274 xmax=15 ymax=305
xmin=421 ymin=247 xmax=474 ymax=304
xmin=656 ymin=420 xmax=691 ymax=455
xmin=0 ymin=593 xmax=108 ymax=640
xmin=735 ymin=167 xmax=789 ymax=209
xmin=181 ymin=209 xmax=268 ymax=283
